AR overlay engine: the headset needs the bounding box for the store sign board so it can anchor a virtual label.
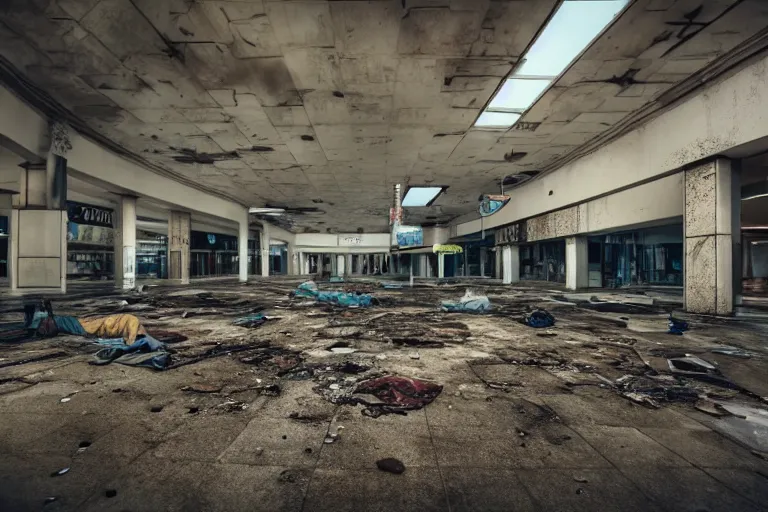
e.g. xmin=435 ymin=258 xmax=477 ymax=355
xmin=395 ymin=225 xmax=423 ymax=247
xmin=339 ymin=236 xmax=362 ymax=246
xmin=495 ymin=222 xmax=526 ymax=246
xmin=67 ymin=201 xmax=114 ymax=228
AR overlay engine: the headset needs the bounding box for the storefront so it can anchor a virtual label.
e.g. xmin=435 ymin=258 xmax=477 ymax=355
xmin=270 ymin=243 xmax=288 ymax=275
xmin=519 ymin=240 xmax=567 ymax=283
xmin=66 ymin=201 xmax=115 ymax=279
xmin=587 ymin=224 xmax=683 ymax=288
xmin=136 ymin=229 xmax=167 ymax=279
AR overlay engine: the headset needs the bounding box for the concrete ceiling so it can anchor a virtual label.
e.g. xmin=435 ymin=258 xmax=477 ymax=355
xmin=1 ymin=0 xmax=767 ymax=233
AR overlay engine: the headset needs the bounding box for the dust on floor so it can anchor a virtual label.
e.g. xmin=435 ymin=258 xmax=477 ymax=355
xmin=1 ymin=278 xmax=768 ymax=512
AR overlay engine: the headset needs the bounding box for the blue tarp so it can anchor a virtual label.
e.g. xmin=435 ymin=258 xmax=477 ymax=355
xmin=441 ymin=293 xmax=492 ymax=313
xmin=522 ymin=310 xmax=555 ymax=328
xmin=92 ymin=335 xmax=169 ymax=370
xmin=295 ymin=281 xmax=373 ymax=308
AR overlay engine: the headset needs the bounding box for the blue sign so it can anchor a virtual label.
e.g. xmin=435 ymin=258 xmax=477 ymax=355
xmin=395 ymin=226 xmax=423 ymax=247
xmin=207 ymin=234 xmax=216 ymax=245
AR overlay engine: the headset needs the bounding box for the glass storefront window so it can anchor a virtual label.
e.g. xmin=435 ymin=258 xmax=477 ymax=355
xmin=520 ymin=241 xmax=566 ymax=283
xmin=589 ymin=224 xmax=683 ymax=287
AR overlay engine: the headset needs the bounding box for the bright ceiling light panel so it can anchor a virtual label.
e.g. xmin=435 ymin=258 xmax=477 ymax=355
xmin=401 ymin=186 xmax=444 ymax=207
xmin=475 ymin=0 xmax=629 ymax=129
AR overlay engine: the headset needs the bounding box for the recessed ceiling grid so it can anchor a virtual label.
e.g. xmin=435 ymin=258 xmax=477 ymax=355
xmin=0 ymin=0 xmax=765 ymax=232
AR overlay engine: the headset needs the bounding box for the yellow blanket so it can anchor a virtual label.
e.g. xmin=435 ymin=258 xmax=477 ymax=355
xmin=79 ymin=314 xmax=147 ymax=345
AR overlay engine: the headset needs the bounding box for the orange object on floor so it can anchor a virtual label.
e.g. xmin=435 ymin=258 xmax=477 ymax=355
xmin=79 ymin=314 xmax=147 ymax=345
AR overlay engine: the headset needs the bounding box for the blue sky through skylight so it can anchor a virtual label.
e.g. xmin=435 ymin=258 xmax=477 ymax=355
xmin=401 ymin=187 xmax=444 ymax=207
xmin=515 ymin=0 xmax=630 ymax=78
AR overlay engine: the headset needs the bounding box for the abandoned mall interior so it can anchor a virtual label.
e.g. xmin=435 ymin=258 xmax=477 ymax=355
xmin=3 ymin=0 xmax=768 ymax=510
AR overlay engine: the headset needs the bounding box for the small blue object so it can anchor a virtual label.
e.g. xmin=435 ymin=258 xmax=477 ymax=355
xmin=522 ymin=310 xmax=555 ymax=328
xmin=667 ymin=315 xmax=689 ymax=335
xmin=233 ymin=313 xmax=267 ymax=328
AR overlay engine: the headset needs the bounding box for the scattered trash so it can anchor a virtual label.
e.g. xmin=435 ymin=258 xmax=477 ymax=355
xmin=376 ymin=458 xmax=405 ymax=474
xmin=409 ymin=352 xmax=420 ymax=360
xmin=537 ymin=330 xmax=557 ymax=337
xmin=324 ymin=425 xmax=344 ymax=444
xmin=105 ymin=489 xmax=117 ymax=498
xmin=710 ymin=346 xmax=752 ymax=359
xmin=668 ymin=315 xmax=689 ymax=335
xmin=256 ymin=384 xmax=281 ymax=396
xmin=254 ymin=447 xmax=264 ymax=456
xmin=668 ymin=356 xmax=717 ymax=374
xmin=60 ymin=397 xmax=71 ymax=403
xmin=232 ymin=313 xmax=268 ymax=328
xmin=382 ymin=282 xmax=404 ymax=289
xmin=354 ymin=376 xmax=443 ymax=417
xmin=573 ymin=476 xmax=588 ymax=483
xmin=521 ymin=309 xmax=555 ymax=328
xmin=294 ymin=281 xmax=373 ymax=308
xmin=44 ymin=497 xmax=58 ymax=506
xmin=330 ymin=347 xmax=356 ymax=354
xmin=215 ymin=400 xmax=247 ymax=412
xmin=441 ymin=290 xmax=491 ymax=313
xmin=50 ymin=467 xmax=70 ymax=477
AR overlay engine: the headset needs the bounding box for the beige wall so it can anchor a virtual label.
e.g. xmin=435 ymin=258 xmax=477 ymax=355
xmin=455 ymin=51 xmax=768 ymax=237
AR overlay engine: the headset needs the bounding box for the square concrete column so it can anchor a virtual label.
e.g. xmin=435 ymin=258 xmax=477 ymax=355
xmin=238 ymin=214 xmax=248 ymax=283
xmin=11 ymin=155 xmax=68 ymax=293
xmin=114 ymin=196 xmax=137 ymax=290
xmin=168 ymin=210 xmax=190 ymax=284
xmin=337 ymin=254 xmax=346 ymax=276
xmin=565 ymin=236 xmax=588 ymax=291
xmin=480 ymin=248 xmax=486 ymax=277
xmin=495 ymin=248 xmax=502 ymax=279
xmin=502 ymin=245 xmax=519 ymax=285
xmin=437 ymin=253 xmax=445 ymax=278
xmin=260 ymin=225 xmax=270 ymax=277
xmin=685 ymin=158 xmax=740 ymax=315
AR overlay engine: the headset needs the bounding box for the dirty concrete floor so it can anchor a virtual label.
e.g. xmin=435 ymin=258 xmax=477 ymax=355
xmin=1 ymin=278 xmax=768 ymax=512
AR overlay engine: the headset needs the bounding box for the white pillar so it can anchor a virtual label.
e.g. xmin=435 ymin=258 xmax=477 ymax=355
xmin=480 ymin=247 xmax=486 ymax=277
xmin=260 ymin=224 xmax=270 ymax=277
xmin=502 ymin=245 xmax=519 ymax=285
xmin=684 ymin=158 xmax=740 ymax=315
xmin=565 ymin=236 xmax=588 ymax=291
xmin=114 ymin=196 xmax=137 ymax=290
xmin=409 ymin=256 xmax=414 ymax=287
xmin=168 ymin=210 xmax=191 ymax=284
xmin=238 ymin=213 xmax=248 ymax=283
xmin=337 ymin=254 xmax=346 ymax=276
xmin=438 ymin=253 xmax=445 ymax=278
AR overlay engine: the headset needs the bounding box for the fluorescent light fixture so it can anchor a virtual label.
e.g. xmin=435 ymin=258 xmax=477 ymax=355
xmin=249 ymin=207 xmax=285 ymax=214
xmin=488 ymin=79 xmax=552 ymax=111
xmin=475 ymin=0 xmax=629 ymax=129
xmin=402 ymin=186 xmax=444 ymax=207
xmin=475 ymin=111 xmax=521 ymax=128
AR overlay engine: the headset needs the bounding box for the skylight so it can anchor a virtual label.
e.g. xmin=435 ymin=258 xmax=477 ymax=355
xmin=402 ymin=186 xmax=444 ymax=207
xmin=475 ymin=0 xmax=629 ymax=129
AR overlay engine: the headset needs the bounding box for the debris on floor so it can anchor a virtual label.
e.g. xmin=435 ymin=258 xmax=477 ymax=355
xmin=667 ymin=315 xmax=689 ymax=335
xmin=441 ymin=290 xmax=491 ymax=313
xmin=376 ymin=458 xmax=406 ymax=474
xmin=521 ymin=309 xmax=556 ymax=328
xmin=294 ymin=281 xmax=373 ymax=308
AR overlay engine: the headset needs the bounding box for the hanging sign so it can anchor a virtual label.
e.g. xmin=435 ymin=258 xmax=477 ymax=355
xmin=67 ymin=201 xmax=114 ymax=228
xmin=433 ymin=244 xmax=463 ymax=254
xmin=479 ymin=194 xmax=510 ymax=217
xmin=395 ymin=225 xmax=423 ymax=247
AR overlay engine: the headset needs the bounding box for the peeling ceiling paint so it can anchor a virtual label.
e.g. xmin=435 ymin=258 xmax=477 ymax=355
xmin=0 ymin=0 xmax=767 ymax=232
